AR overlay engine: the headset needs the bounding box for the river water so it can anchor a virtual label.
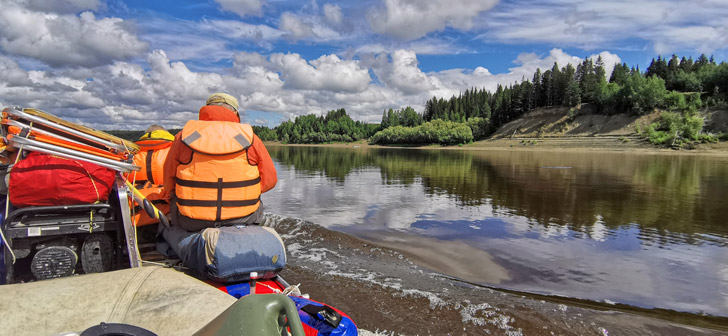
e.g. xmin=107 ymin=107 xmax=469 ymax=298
xmin=262 ymin=145 xmax=728 ymax=318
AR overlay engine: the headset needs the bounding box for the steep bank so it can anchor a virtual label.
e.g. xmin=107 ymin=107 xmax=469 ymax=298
xmin=470 ymin=106 xmax=728 ymax=152
xmin=490 ymin=106 xmax=647 ymax=139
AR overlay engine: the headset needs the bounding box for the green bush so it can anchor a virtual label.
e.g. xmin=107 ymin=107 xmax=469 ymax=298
xmin=466 ymin=117 xmax=490 ymax=140
xmin=646 ymin=111 xmax=717 ymax=147
xmin=647 ymin=124 xmax=673 ymax=145
xmin=664 ymin=91 xmax=687 ymax=110
xmin=684 ymin=92 xmax=703 ymax=109
xmin=369 ymin=119 xmax=474 ymax=145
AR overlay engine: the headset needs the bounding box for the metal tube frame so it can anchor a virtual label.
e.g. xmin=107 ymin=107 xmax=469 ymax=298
xmin=4 ymin=119 xmax=90 ymax=147
xmin=6 ymin=108 xmax=130 ymax=153
xmin=10 ymin=136 xmax=139 ymax=172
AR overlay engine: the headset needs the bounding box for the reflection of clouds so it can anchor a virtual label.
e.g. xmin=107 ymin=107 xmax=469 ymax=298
xmin=266 ymin=164 xmax=479 ymax=230
xmin=541 ymin=224 xmax=571 ymax=239
xmin=499 ymin=213 xmax=533 ymax=235
xmin=720 ymin=266 xmax=728 ymax=311
xmin=591 ymin=215 xmax=607 ymax=242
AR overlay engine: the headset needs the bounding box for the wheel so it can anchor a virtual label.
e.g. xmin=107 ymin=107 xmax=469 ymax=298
xmin=81 ymin=233 xmax=113 ymax=274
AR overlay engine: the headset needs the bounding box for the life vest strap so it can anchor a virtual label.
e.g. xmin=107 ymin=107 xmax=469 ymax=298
xmin=176 ymin=195 xmax=260 ymax=221
xmin=145 ymin=150 xmax=155 ymax=185
xmin=133 ymin=199 xmax=168 ymax=213
xmin=134 ymin=181 xmax=152 ymax=189
xmin=176 ymin=177 xmax=260 ymax=189
xmin=175 ymin=198 xmax=260 ymax=207
xmin=136 ymin=142 xmax=171 ymax=150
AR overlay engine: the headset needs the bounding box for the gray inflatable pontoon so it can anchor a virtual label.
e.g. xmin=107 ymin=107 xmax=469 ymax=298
xmin=0 ymin=266 xmax=235 ymax=335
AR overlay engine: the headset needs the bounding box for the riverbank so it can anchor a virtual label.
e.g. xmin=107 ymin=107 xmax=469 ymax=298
xmin=265 ymin=106 xmax=728 ymax=156
xmin=268 ymin=215 xmax=727 ymax=336
xmin=265 ymin=139 xmax=728 ymax=157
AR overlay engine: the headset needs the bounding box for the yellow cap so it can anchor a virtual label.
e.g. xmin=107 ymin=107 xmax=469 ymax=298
xmin=206 ymin=92 xmax=239 ymax=111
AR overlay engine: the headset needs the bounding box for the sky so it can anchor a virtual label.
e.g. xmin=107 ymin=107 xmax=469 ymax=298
xmin=0 ymin=0 xmax=727 ymax=130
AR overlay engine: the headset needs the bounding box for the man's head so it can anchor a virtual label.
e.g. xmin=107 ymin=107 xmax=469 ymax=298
xmin=206 ymin=93 xmax=239 ymax=114
xmin=144 ymin=124 xmax=167 ymax=134
xmin=201 ymin=92 xmax=241 ymax=122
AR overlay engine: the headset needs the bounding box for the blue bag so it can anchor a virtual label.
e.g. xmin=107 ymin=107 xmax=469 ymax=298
xmin=191 ymin=225 xmax=287 ymax=283
xmin=289 ymin=295 xmax=358 ymax=336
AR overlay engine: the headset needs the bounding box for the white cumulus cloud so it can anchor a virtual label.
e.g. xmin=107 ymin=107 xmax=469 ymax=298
xmin=0 ymin=2 xmax=147 ymax=67
xmin=368 ymin=0 xmax=499 ymax=40
xmin=368 ymin=49 xmax=435 ymax=95
xmin=269 ymin=53 xmax=370 ymax=93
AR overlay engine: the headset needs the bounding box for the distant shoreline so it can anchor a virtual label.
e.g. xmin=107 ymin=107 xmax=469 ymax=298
xmin=264 ymin=139 xmax=728 ymax=157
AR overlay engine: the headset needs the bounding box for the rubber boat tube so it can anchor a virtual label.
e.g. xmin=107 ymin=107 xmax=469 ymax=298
xmin=0 ymin=266 xmax=236 ymax=335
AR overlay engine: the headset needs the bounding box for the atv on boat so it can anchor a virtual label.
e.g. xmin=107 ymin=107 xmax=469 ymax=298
xmin=0 ymin=107 xmax=357 ymax=336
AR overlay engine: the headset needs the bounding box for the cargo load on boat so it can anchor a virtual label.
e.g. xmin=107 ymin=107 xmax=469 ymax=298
xmin=0 ymin=106 xmax=359 ymax=335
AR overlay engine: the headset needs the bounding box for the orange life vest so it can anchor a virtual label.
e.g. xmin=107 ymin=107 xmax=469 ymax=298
xmin=175 ymin=120 xmax=261 ymax=221
xmin=132 ymin=130 xmax=174 ymax=185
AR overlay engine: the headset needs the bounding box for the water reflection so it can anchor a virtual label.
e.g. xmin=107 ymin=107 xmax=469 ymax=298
xmin=263 ymin=145 xmax=728 ymax=316
xmin=267 ymin=146 xmax=728 ymax=246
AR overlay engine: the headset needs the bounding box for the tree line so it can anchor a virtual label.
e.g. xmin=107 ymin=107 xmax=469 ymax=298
xmin=254 ymin=108 xmax=379 ymax=143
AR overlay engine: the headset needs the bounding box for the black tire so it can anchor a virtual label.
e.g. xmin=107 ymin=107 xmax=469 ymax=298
xmin=80 ymin=322 xmax=157 ymax=336
xmin=81 ymin=233 xmax=113 ymax=274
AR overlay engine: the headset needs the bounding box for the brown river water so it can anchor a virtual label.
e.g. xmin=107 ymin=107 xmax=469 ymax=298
xmin=262 ymin=145 xmax=728 ymax=334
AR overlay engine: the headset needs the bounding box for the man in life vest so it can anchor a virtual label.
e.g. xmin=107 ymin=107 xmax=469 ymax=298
xmin=158 ymin=93 xmax=277 ymax=269
xmin=130 ymin=125 xmax=174 ymax=226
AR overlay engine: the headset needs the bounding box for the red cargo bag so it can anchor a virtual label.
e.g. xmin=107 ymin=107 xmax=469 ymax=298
xmin=9 ymin=152 xmax=117 ymax=207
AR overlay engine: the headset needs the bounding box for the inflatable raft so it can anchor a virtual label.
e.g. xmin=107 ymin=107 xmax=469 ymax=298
xmin=0 ymin=107 xmax=358 ymax=335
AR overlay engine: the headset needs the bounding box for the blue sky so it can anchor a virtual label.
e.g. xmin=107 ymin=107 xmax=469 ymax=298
xmin=1 ymin=0 xmax=727 ymax=129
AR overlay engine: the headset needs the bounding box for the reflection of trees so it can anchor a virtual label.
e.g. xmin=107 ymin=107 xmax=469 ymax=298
xmin=374 ymin=149 xmax=491 ymax=206
xmin=267 ymin=145 xmax=378 ymax=183
xmin=269 ymin=145 xmax=728 ymax=244
xmin=470 ymin=151 xmax=728 ymax=245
